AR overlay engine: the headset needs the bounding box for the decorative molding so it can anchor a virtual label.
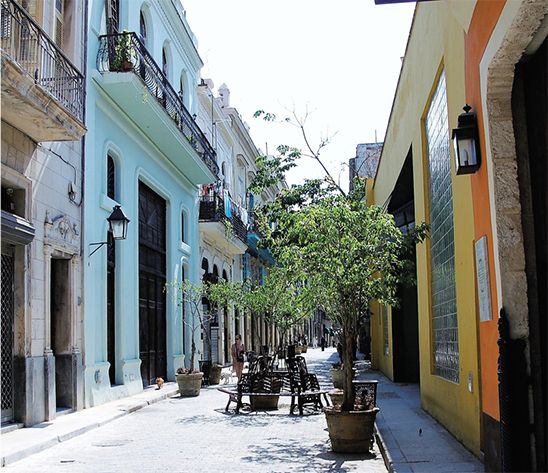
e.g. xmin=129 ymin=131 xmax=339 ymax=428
xmin=44 ymin=211 xmax=80 ymax=254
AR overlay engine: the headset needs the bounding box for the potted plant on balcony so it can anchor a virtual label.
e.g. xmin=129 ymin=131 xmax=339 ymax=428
xmin=249 ymin=109 xmax=428 ymax=452
xmin=110 ymin=30 xmax=136 ymax=72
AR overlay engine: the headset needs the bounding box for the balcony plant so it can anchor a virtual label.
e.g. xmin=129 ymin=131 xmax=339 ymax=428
xmin=249 ymin=109 xmax=428 ymax=452
xmin=110 ymin=30 xmax=136 ymax=72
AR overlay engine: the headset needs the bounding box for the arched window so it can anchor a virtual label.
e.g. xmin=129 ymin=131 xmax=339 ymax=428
xmin=201 ymin=258 xmax=209 ymax=282
xmin=139 ymin=10 xmax=147 ymax=45
xmin=181 ymin=210 xmax=187 ymax=243
xmin=107 ymin=154 xmax=115 ymax=200
xmin=162 ymin=47 xmax=168 ymax=78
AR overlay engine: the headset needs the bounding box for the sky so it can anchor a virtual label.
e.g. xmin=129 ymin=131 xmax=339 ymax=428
xmin=183 ymin=1 xmax=416 ymax=190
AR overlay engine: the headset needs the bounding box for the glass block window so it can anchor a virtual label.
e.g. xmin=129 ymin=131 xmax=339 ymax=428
xmin=425 ymin=72 xmax=459 ymax=383
xmin=382 ymin=305 xmax=389 ymax=356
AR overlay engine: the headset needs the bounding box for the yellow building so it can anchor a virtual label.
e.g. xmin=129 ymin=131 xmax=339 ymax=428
xmin=371 ymin=1 xmax=547 ymax=470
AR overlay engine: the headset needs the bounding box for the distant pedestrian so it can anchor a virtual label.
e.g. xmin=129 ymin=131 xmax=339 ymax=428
xmin=313 ymin=336 xmax=318 ymax=349
xmin=320 ymin=336 xmax=326 ymax=352
xmin=231 ymin=334 xmax=245 ymax=381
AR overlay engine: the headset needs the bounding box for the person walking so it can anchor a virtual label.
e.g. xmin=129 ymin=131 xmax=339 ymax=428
xmin=231 ymin=334 xmax=245 ymax=381
xmin=320 ymin=336 xmax=326 ymax=352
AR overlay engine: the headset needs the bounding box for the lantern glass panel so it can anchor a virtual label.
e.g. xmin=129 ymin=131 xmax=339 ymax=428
xmin=456 ymin=136 xmax=477 ymax=167
xmin=110 ymin=219 xmax=126 ymax=239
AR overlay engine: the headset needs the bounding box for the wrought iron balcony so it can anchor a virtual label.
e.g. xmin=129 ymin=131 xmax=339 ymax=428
xmin=0 ymin=0 xmax=84 ymax=123
xmin=199 ymin=194 xmax=248 ymax=244
xmin=97 ymin=32 xmax=218 ymax=177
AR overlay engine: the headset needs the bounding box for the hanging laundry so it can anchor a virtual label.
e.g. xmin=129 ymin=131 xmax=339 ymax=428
xmin=223 ymin=190 xmax=232 ymax=218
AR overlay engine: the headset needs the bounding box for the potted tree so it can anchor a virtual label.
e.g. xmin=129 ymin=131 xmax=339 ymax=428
xmin=167 ymin=281 xmax=213 ymax=396
xmin=249 ymin=109 xmax=428 ymax=452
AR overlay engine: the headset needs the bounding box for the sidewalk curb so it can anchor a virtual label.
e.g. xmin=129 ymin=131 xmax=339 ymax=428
xmin=375 ymin=424 xmax=395 ymax=473
xmin=1 ymin=385 xmax=180 ymax=467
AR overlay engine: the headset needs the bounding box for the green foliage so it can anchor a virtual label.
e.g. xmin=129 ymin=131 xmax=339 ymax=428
xmin=110 ymin=30 xmax=136 ymax=72
xmin=249 ymin=109 xmax=429 ymax=410
xmin=206 ymin=267 xmax=316 ymax=354
xmin=166 ymin=281 xmax=214 ymax=374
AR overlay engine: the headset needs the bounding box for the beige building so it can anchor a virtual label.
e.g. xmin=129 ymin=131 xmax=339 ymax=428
xmin=1 ymin=0 xmax=86 ymax=426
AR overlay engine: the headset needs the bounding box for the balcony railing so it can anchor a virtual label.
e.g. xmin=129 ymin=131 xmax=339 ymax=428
xmin=0 ymin=0 xmax=84 ymax=121
xmin=199 ymin=194 xmax=248 ymax=244
xmin=97 ymin=32 xmax=218 ymax=177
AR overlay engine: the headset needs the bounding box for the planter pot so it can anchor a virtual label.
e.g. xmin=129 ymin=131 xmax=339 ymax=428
xmin=324 ymin=407 xmax=380 ymax=453
xmin=330 ymin=368 xmax=345 ymax=389
xmin=209 ymin=364 xmax=222 ymax=385
xmin=251 ymin=395 xmax=279 ymax=410
xmin=295 ymin=346 xmax=302 ymax=355
xmin=301 ymin=345 xmax=308 ymax=353
xmin=176 ymin=372 xmax=203 ymax=397
xmin=329 ymin=389 xmax=344 ymax=407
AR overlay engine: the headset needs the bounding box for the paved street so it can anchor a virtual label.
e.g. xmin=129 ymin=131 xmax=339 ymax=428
xmin=3 ymin=349 xmax=387 ymax=473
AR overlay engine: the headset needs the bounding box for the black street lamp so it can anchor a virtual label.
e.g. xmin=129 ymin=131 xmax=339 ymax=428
xmin=452 ymin=104 xmax=481 ymax=175
xmin=89 ymin=205 xmax=130 ymax=257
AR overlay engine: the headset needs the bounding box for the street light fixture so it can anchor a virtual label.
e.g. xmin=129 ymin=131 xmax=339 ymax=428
xmin=89 ymin=205 xmax=130 ymax=257
xmin=452 ymin=104 xmax=481 ymax=175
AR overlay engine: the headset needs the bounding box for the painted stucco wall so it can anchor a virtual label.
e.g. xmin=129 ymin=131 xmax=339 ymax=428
xmin=83 ymin=0 xmax=208 ymax=407
xmin=372 ymin=0 xmax=481 ymax=455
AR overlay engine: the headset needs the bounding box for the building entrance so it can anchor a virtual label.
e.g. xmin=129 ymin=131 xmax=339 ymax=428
xmin=138 ymin=182 xmax=167 ymax=387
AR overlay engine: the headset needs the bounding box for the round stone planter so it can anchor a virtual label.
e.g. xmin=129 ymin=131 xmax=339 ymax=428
xmin=330 ymin=368 xmax=344 ymax=389
xmin=176 ymin=372 xmax=203 ymax=397
xmin=324 ymin=407 xmax=380 ymax=453
xmin=209 ymin=364 xmax=223 ymax=385
xmin=251 ymin=395 xmax=279 ymax=410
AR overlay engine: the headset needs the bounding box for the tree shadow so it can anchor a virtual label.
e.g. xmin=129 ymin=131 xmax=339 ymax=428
xmin=242 ymin=439 xmax=379 ymax=472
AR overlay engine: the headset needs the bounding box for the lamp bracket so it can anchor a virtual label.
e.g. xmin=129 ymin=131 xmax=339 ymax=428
xmin=89 ymin=241 xmax=108 ymax=258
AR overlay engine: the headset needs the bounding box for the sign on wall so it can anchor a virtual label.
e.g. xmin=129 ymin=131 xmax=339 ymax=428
xmin=475 ymin=236 xmax=492 ymax=322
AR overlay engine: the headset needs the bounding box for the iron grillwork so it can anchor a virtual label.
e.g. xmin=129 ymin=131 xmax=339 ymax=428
xmin=199 ymin=194 xmax=247 ymax=244
xmin=96 ymin=32 xmax=218 ymax=177
xmin=0 ymin=0 xmax=84 ymax=122
xmin=1 ymin=252 xmax=15 ymax=422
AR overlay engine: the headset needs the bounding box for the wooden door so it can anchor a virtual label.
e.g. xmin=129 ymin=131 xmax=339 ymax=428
xmin=138 ymin=182 xmax=166 ymax=387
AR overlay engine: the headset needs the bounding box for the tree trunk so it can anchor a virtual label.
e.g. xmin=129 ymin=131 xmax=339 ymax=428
xmin=341 ymin=328 xmax=356 ymax=411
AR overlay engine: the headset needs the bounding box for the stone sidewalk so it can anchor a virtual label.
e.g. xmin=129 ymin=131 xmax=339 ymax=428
xmin=1 ymin=348 xmax=483 ymax=472
xmin=1 ymin=349 xmax=386 ymax=472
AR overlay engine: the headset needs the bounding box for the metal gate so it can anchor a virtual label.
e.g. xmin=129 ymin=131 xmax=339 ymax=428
xmin=1 ymin=249 xmax=15 ymax=423
xmin=138 ymin=182 xmax=166 ymax=387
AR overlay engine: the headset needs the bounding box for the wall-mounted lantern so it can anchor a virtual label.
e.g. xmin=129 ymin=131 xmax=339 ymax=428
xmin=89 ymin=205 xmax=130 ymax=257
xmin=452 ymin=104 xmax=481 ymax=175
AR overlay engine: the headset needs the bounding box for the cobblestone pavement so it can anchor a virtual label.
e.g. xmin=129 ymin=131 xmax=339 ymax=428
xmin=4 ymin=348 xmax=387 ymax=473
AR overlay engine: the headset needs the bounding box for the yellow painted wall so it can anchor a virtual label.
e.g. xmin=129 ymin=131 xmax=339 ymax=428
xmin=372 ymin=1 xmax=481 ymax=455
xmin=370 ymin=301 xmax=394 ymax=380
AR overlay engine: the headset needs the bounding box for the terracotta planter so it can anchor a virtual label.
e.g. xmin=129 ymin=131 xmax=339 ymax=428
xmin=176 ymin=372 xmax=203 ymax=397
xmin=324 ymin=407 xmax=380 ymax=453
xmin=209 ymin=364 xmax=222 ymax=385
xmin=301 ymin=345 xmax=308 ymax=353
xmin=295 ymin=346 xmax=302 ymax=355
xmin=251 ymin=395 xmax=279 ymax=410
xmin=330 ymin=368 xmax=344 ymax=389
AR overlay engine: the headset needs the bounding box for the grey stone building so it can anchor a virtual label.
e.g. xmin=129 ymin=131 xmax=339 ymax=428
xmin=348 ymin=142 xmax=383 ymax=190
xmin=1 ymin=0 xmax=86 ymax=426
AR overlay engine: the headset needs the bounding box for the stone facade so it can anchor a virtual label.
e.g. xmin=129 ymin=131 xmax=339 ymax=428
xmin=1 ymin=0 xmax=86 ymax=426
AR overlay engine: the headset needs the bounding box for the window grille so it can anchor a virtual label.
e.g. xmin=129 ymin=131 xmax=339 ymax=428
xmin=1 ymin=251 xmax=15 ymax=422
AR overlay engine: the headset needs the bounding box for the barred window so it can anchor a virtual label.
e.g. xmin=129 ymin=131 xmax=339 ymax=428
xmin=107 ymin=154 xmax=115 ymax=200
xmin=425 ymin=71 xmax=459 ymax=383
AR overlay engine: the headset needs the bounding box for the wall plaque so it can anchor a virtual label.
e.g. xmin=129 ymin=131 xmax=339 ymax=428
xmin=475 ymin=236 xmax=492 ymax=322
